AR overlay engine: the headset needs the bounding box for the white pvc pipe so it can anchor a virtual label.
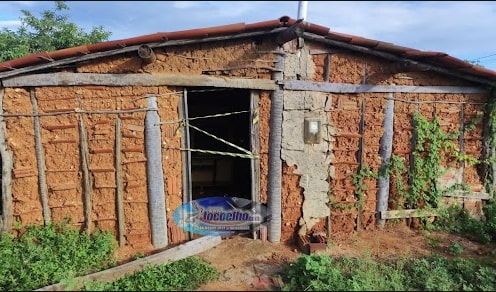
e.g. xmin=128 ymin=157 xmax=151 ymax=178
xmin=297 ymin=1 xmax=308 ymax=21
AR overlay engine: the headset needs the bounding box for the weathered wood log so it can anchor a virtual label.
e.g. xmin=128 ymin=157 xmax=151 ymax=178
xmin=377 ymin=95 xmax=394 ymax=229
xmin=380 ymin=209 xmax=438 ymax=219
xmin=115 ymin=117 xmax=125 ymax=247
xmin=30 ymin=88 xmax=51 ymax=224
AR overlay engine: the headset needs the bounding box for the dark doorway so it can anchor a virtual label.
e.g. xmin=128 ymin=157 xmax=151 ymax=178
xmin=187 ymin=88 xmax=252 ymax=200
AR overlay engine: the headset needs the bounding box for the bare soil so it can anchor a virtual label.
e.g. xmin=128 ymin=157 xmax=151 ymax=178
xmin=194 ymin=224 xmax=495 ymax=291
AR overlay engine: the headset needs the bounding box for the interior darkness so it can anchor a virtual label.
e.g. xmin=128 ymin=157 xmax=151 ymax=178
xmin=187 ymin=88 xmax=251 ymax=200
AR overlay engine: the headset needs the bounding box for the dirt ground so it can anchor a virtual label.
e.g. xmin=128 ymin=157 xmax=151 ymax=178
xmin=194 ymin=224 xmax=496 ymax=291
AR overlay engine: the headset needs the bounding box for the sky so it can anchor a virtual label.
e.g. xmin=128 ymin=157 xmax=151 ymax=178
xmin=1 ymin=1 xmax=496 ymax=71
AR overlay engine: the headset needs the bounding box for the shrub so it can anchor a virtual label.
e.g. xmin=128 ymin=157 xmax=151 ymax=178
xmin=0 ymin=221 xmax=117 ymax=291
xmin=83 ymin=256 xmax=219 ymax=291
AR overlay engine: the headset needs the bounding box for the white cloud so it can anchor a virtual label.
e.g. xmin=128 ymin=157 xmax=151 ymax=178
xmin=172 ymin=1 xmax=202 ymax=9
xmin=0 ymin=20 xmax=21 ymax=29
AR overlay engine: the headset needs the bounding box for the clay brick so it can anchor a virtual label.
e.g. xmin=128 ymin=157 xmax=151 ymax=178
xmin=43 ymin=124 xmax=77 ymax=130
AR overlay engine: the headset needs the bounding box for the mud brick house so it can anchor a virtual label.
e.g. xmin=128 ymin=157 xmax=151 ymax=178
xmin=1 ymin=16 xmax=496 ymax=254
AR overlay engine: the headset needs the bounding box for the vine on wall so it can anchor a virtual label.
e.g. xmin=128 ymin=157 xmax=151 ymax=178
xmin=330 ymin=98 xmax=496 ymax=221
xmin=408 ymin=112 xmax=461 ymax=208
xmin=483 ymin=92 xmax=496 ymax=195
xmin=346 ymin=111 xmax=487 ymax=212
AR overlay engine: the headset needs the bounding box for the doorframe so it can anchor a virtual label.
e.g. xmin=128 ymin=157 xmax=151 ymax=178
xmin=250 ymin=91 xmax=261 ymax=204
xmin=180 ymin=88 xmax=260 ymax=204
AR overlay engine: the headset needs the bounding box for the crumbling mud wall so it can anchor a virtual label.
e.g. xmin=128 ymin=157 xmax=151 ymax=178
xmin=277 ymin=39 xmax=491 ymax=240
xmin=325 ymin=53 xmax=488 ymax=233
xmin=1 ymin=33 xmax=490 ymax=254
xmin=1 ymin=37 xmax=279 ymax=255
xmin=3 ymin=86 xmax=164 ymax=253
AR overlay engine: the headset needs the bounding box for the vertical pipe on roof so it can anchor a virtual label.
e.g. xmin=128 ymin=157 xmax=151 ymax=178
xmin=297 ymin=1 xmax=308 ymax=20
xmin=267 ymin=48 xmax=285 ymax=243
xmin=145 ymin=96 xmax=168 ymax=248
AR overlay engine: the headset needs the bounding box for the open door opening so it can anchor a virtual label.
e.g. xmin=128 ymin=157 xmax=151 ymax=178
xmin=186 ymin=88 xmax=252 ymax=201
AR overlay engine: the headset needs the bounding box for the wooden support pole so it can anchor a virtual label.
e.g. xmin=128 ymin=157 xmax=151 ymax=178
xmin=376 ymin=94 xmax=395 ymax=228
xmin=356 ymin=94 xmax=366 ymax=231
xmin=323 ymin=54 xmax=330 ymax=82
xmin=356 ymin=65 xmax=369 ymax=231
xmin=408 ymin=96 xmax=420 ymax=209
xmin=250 ymin=91 xmax=261 ymax=240
xmin=459 ymin=104 xmax=465 ymax=180
xmin=180 ymin=89 xmax=192 ymax=241
xmin=30 ymin=88 xmax=51 ymax=225
xmin=115 ymin=117 xmax=125 ymax=247
xmin=0 ymin=88 xmax=13 ymax=234
xmin=77 ymin=97 xmax=93 ymax=234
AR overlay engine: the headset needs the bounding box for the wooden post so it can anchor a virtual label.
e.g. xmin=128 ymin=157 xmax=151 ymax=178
xmin=180 ymin=89 xmax=192 ymax=241
xmin=356 ymin=65 xmax=368 ymax=231
xmin=459 ymin=104 xmax=465 ymax=180
xmin=356 ymin=94 xmax=366 ymax=231
xmin=323 ymin=54 xmax=330 ymax=82
xmin=30 ymin=88 xmax=51 ymax=225
xmin=376 ymin=94 xmax=394 ymax=228
xmin=115 ymin=117 xmax=125 ymax=246
xmin=408 ymin=97 xmax=420 ymax=201
xmin=250 ymin=91 xmax=261 ymax=240
xmin=0 ymin=88 xmax=13 ymax=234
xmin=77 ymin=97 xmax=92 ymax=234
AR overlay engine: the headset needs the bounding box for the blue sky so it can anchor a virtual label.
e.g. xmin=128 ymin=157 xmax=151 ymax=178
xmin=1 ymin=1 xmax=496 ymax=71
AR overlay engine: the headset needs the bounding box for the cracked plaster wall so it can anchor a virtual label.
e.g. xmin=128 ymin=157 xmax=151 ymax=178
xmin=281 ymin=42 xmax=337 ymax=235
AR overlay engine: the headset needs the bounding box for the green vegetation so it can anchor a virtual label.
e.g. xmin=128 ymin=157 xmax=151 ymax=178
xmin=282 ymin=253 xmax=496 ymax=291
xmin=356 ymin=111 xmax=488 ymax=221
xmin=408 ymin=111 xmax=461 ymax=209
xmin=353 ymin=164 xmax=378 ymax=209
xmin=430 ymin=199 xmax=496 ymax=244
xmin=2 ymin=218 xmax=496 ymax=291
xmin=83 ymin=257 xmax=219 ymax=291
xmin=0 ymin=221 xmax=219 ymax=291
xmin=0 ymin=221 xmax=117 ymax=291
xmin=0 ymin=1 xmax=111 ymax=62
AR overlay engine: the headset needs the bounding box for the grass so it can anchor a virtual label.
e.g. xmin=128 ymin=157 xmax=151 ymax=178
xmin=82 ymin=257 xmax=219 ymax=291
xmin=0 ymin=221 xmax=117 ymax=291
xmin=3 ymin=218 xmax=496 ymax=291
xmin=281 ymin=252 xmax=496 ymax=291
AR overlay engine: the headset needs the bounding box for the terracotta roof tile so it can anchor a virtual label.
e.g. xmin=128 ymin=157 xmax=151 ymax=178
xmin=326 ymin=31 xmax=354 ymax=42
xmin=0 ymin=16 xmax=495 ymax=83
xmin=374 ymin=42 xmax=416 ymax=54
xmin=165 ymin=23 xmax=246 ymax=40
xmin=347 ymin=36 xmax=380 ymax=48
xmin=431 ymin=55 xmax=474 ymax=69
